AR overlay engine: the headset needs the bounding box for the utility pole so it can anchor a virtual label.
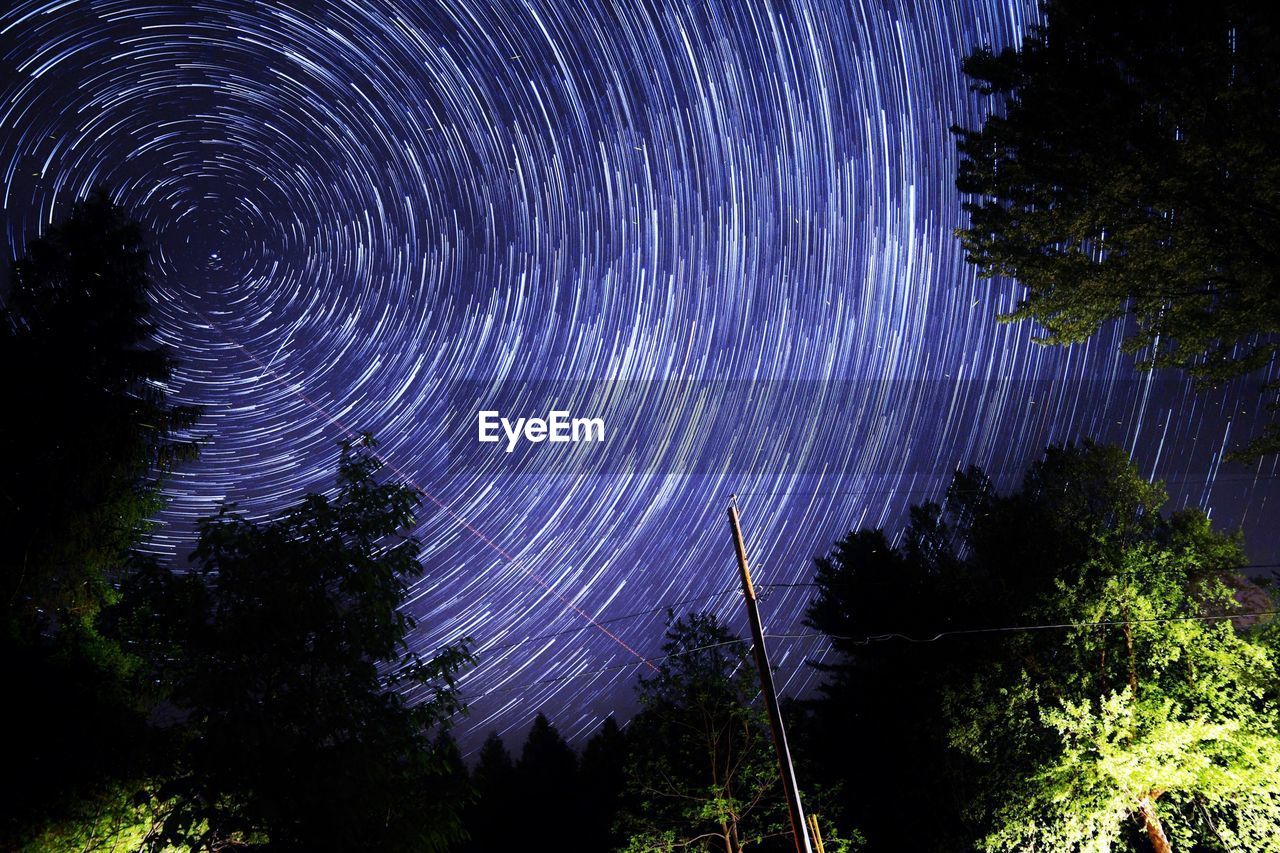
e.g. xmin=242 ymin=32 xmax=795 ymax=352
xmin=726 ymin=498 xmax=813 ymax=853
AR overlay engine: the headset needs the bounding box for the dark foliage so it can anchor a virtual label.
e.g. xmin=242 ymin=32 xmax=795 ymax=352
xmin=580 ymin=716 xmax=629 ymax=851
xmin=1 ymin=189 xmax=199 ymax=621
xmin=801 ymin=522 xmax=975 ymax=851
xmin=955 ymin=0 xmax=1280 ymax=455
xmin=804 ymin=440 xmax=1278 ymax=850
xmin=460 ymin=731 xmax=519 ymax=852
xmin=515 ymin=712 xmax=580 ymax=849
xmin=460 ymin=714 xmax=628 ymax=853
xmin=115 ymin=438 xmax=473 ymax=851
xmin=0 ymin=191 xmax=197 ymax=845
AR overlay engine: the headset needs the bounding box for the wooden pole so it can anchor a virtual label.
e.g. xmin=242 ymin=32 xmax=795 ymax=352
xmin=727 ymin=500 xmax=813 ymax=853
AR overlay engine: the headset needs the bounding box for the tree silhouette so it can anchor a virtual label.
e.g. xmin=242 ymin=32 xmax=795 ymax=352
xmin=0 ymin=190 xmax=197 ymax=846
xmin=580 ymin=716 xmax=628 ymax=851
xmin=515 ymin=712 xmax=581 ymax=848
xmin=462 ymin=731 xmax=519 ymax=852
xmin=802 ymin=523 xmax=972 ymax=851
xmin=1 ymin=189 xmax=198 ymax=621
xmin=955 ymin=0 xmax=1280 ymax=455
xmin=116 ymin=437 xmax=473 ymax=851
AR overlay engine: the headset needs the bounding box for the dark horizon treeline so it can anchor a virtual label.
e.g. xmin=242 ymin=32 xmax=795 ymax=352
xmin=444 ymin=713 xmax=629 ymax=853
xmin=439 ymin=620 xmax=857 ymax=853
xmin=438 ymin=706 xmax=828 ymax=853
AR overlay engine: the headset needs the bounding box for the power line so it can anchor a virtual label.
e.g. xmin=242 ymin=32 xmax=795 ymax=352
xmin=773 ymin=610 xmax=1280 ymax=645
xmin=732 ymin=472 xmax=1280 ymax=499
xmin=443 ymin=565 xmax=1278 ymax=660
xmin=461 ymin=609 xmax=1278 ymax=703
xmin=471 ymin=587 xmax=740 ymax=657
xmin=754 ymin=563 xmax=1280 ymax=593
xmin=466 ymin=637 xmax=754 ymax=701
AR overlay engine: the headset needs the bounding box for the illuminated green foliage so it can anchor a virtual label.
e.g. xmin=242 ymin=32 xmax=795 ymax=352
xmin=944 ymin=449 xmax=1280 ymax=850
xmin=807 ymin=441 xmax=1280 ymax=850
xmin=617 ymin=611 xmax=784 ymax=853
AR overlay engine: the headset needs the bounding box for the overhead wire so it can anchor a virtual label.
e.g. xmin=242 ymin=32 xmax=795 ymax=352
xmin=462 ymin=608 xmax=1279 ymax=702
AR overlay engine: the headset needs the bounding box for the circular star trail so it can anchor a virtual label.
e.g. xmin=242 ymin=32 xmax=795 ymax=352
xmin=2 ymin=0 xmax=1276 ymax=744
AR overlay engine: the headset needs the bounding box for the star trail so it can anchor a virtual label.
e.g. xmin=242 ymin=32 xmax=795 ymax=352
xmin=2 ymin=0 xmax=1277 ymax=745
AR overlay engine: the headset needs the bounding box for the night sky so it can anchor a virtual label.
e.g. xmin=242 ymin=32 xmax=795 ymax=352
xmin=2 ymin=0 xmax=1277 ymax=746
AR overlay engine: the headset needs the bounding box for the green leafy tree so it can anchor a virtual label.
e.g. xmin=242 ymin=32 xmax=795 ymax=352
xmin=948 ymin=485 xmax=1280 ymax=850
xmin=0 ymin=190 xmax=198 ymax=845
xmin=116 ymin=437 xmax=473 ymax=851
xmin=955 ymin=0 xmax=1280 ymax=455
xmin=808 ymin=442 xmax=1280 ymax=850
xmin=618 ymin=611 xmax=784 ymax=853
